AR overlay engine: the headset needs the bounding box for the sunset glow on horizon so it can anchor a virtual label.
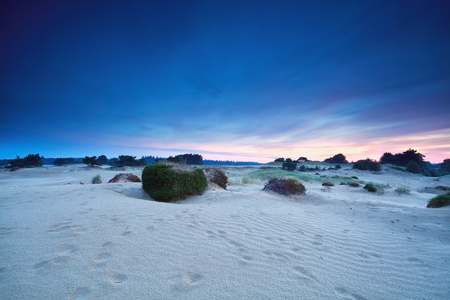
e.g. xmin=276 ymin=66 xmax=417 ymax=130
xmin=1 ymin=1 xmax=449 ymax=164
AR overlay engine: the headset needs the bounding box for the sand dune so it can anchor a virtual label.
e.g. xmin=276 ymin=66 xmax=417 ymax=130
xmin=0 ymin=165 xmax=449 ymax=299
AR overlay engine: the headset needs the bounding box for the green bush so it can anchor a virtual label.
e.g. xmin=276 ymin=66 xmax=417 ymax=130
xmin=364 ymin=183 xmax=377 ymax=193
xmin=142 ymin=164 xmax=207 ymax=202
xmin=92 ymin=175 xmax=102 ymax=184
xmin=406 ymin=161 xmax=421 ymax=174
xmin=263 ymin=178 xmax=306 ymax=196
xmin=427 ymin=192 xmax=450 ymax=208
xmin=205 ymin=168 xmax=228 ymax=189
xmin=282 ymin=159 xmax=297 ymax=171
xmin=353 ymin=159 xmax=381 ymax=171
xmin=395 ymin=187 xmax=410 ymax=195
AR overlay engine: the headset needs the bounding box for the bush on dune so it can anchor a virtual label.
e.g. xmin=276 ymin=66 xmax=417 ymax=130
xmin=353 ymin=159 xmax=381 ymax=171
xmin=263 ymin=178 xmax=306 ymax=196
xmin=427 ymin=192 xmax=450 ymax=208
xmin=205 ymin=168 xmax=228 ymax=189
xmin=282 ymin=159 xmax=297 ymax=171
xmin=142 ymin=164 xmax=207 ymax=202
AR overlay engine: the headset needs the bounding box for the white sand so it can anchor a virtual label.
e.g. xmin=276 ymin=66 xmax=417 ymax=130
xmin=1 ymin=165 xmax=449 ymax=299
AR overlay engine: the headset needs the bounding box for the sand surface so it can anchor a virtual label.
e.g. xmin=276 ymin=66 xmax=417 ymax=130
xmin=1 ymin=164 xmax=449 ymax=299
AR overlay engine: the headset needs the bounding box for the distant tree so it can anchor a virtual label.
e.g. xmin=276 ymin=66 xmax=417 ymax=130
xmin=274 ymin=158 xmax=285 ymax=162
xmin=297 ymin=157 xmax=309 ymax=162
xmin=116 ymin=155 xmax=138 ymax=167
xmin=8 ymin=154 xmax=43 ymax=169
xmin=54 ymin=158 xmax=75 ymax=166
xmin=441 ymin=159 xmax=450 ymax=173
xmin=108 ymin=157 xmax=119 ymax=166
xmin=167 ymin=154 xmax=203 ymax=165
xmin=82 ymin=156 xmax=100 ymax=167
xmin=380 ymin=152 xmax=395 ymax=164
xmin=406 ymin=161 xmax=421 ymax=174
xmin=282 ymin=159 xmax=297 ymax=171
xmin=97 ymin=155 xmax=108 ymax=165
xmin=324 ymin=153 xmax=348 ymax=164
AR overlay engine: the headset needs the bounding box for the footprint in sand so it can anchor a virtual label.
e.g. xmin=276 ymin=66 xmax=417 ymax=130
xmin=170 ymin=272 xmax=205 ymax=292
xmin=293 ymin=266 xmax=318 ymax=282
xmin=92 ymin=252 xmax=111 ymax=267
xmin=33 ymin=244 xmax=78 ymax=271
xmin=335 ymin=287 xmax=368 ymax=300
xmin=48 ymin=222 xmax=85 ymax=235
xmin=110 ymin=273 xmax=128 ymax=284
xmin=69 ymin=287 xmax=91 ymax=300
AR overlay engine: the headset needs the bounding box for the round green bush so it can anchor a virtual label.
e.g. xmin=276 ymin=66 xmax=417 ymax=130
xmin=427 ymin=192 xmax=450 ymax=208
xmin=263 ymin=178 xmax=306 ymax=196
xmin=142 ymin=164 xmax=208 ymax=202
xmin=364 ymin=183 xmax=377 ymax=193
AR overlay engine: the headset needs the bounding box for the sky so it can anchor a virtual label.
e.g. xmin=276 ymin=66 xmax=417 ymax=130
xmin=1 ymin=0 xmax=450 ymax=163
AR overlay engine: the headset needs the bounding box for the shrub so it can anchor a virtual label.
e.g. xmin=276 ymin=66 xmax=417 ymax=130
xmin=206 ymin=168 xmax=228 ymax=189
xmin=353 ymin=159 xmax=381 ymax=171
xmin=441 ymin=159 xmax=450 ymax=173
xmin=427 ymin=192 xmax=450 ymax=208
xmin=92 ymin=175 xmax=102 ymax=184
xmin=406 ymin=161 xmax=421 ymax=174
xmin=263 ymin=178 xmax=306 ymax=196
xmin=364 ymin=183 xmax=377 ymax=193
xmin=282 ymin=159 xmax=297 ymax=171
xmin=395 ymin=187 xmax=410 ymax=195
xmin=109 ymin=173 xmax=141 ymax=183
xmin=322 ymin=182 xmax=334 ymax=187
xmin=142 ymin=164 xmax=207 ymax=202
xmin=348 ymin=182 xmax=360 ymax=187
xmin=324 ymin=153 xmax=348 ymax=164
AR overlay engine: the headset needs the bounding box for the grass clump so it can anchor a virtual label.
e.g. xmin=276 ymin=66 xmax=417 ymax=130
xmin=395 ymin=187 xmax=410 ymax=195
xmin=348 ymin=182 xmax=360 ymax=187
xmin=364 ymin=183 xmax=378 ymax=193
xmin=142 ymin=164 xmax=207 ymax=202
xmin=92 ymin=175 xmax=102 ymax=184
xmin=109 ymin=173 xmax=141 ymax=183
xmin=427 ymin=192 xmax=450 ymax=208
xmin=322 ymin=182 xmax=334 ymax=187
xmin=364 ymin=183 xmax=388 ymax=194
xmin=205 ymin=168 xmax=228 ymax=189
xmin=263 ymin=178 xmax=306 ymax=197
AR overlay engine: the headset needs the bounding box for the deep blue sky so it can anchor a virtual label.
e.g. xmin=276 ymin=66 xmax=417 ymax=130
xmin=1 ymin=0 xmax=449 ymax=162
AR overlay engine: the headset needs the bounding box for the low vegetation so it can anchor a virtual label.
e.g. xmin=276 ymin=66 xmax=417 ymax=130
xmin=353 ymin=159 xmax=381 ymax=171
xmin=142 ymin=164 xmax=207 ymax=202
xmin=109 ymin=173 xmax=141 ymax=183
xmin=263 ymin=178 xmax=306 ymax=196
xmin=364 ymin=183 xmax=388 ymax=194
xmin=205 ymin=168 xmax=228 ymax=189
xmin=92 ymin=175 xmax=102 ymax=184
xmin=395 ymin=187 xmax=410 ymax=195
xmin=427 ymin=192 xmax=450 ymax=208
xmin=322 ymin=182 xmax=334 ymax=187
xmin=282 ymin=159 xmax=297 ymax=171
